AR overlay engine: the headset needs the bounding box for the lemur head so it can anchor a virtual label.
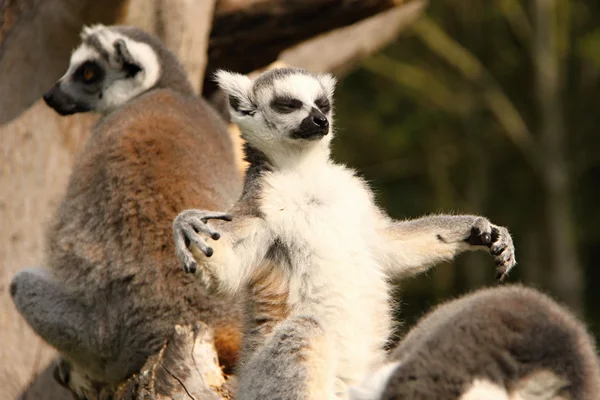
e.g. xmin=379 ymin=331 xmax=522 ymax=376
xmin=43 ymin=24 xmax=192 ymax=116
xmin=215 ymin=68 xmax=337 ymax=163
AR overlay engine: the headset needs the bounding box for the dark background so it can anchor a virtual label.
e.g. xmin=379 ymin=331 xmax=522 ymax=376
xmin=333 ymin=1 xmax=600 ymax=340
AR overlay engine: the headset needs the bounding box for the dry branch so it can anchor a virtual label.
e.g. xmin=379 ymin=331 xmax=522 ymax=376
xmin=110 ymin=322 xmax=233 ymax=400
xmin=279 ymin=0 xmax=427 ymax=76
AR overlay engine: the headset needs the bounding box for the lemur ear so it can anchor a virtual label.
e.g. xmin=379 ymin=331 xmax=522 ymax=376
xmin=319 ymin=73 xmax=337 ymax=100
xmin=114 ymin=39 xmax=142 ymax=77
xmin=214 ymin=70 xmax=255 ymax=116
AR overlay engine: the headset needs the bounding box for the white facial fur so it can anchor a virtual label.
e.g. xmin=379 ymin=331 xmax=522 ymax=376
xmin=215 ymin=69 xmax=337 ymax=167
xmin=61 ymin=24 xmax=161 ymax=113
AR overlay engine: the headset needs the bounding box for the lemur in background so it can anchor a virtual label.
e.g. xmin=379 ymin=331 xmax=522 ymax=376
xmin=10 ymin=24 xmax=244 ymax=398
xmin=349 ymin=284 xmax=600 ymax=400
xmin=173 ymin=67 xmax=517 ymax=399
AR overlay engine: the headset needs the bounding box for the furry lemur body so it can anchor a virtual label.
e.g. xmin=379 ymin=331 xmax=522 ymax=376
xmin=349 ymin=285 xmax=600 ymax=400
xmin=173 ymin=67 xmax=517 ymax=399
xmin=10 ymin=24 xmax=243 ymax=397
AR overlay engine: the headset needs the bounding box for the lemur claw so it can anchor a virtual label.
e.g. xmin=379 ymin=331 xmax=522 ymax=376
xmin=185 ymin=261 xmax=198 ymax=274
xmin=173 ymin=209 xmax=229 ymax=274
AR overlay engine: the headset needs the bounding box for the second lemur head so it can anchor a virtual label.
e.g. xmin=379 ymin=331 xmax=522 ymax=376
xmin=43 ymin=24 xmax=193 ymax=116
xmin=215 ymin=68 xmax=337 ymax=164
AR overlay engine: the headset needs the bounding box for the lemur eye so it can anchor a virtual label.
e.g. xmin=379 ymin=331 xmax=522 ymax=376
xmin=315 ymin=97 xmax=331 ymax=114
xmin=76 ymin=61 xmax=103 ymax=84
xmin=271 ymin=97 xmax=303 ymax=114
xmin=83 ymin=68 xmax=95 ymax=82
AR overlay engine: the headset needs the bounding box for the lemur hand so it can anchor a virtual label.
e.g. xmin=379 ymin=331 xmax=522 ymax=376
xmin=466 ymin=217 xmax=516 ymax=281
xmin=173 ymin=209 xmax=232 ymax=273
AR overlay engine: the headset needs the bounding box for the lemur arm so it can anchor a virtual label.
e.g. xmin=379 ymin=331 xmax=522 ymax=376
xmin=377 ymin=213 xmax=516 ymax=281
xmin=173 ymin=205 xmax=271 ymax=296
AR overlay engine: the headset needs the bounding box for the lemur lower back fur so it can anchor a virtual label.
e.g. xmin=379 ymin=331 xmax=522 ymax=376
xmin=10 ymin=25 xmax=243 ymax=397
xmin=349 ymin=285 xmax=600 ymax=400
xmin=173 ymin=67 xmax=517 ymax=399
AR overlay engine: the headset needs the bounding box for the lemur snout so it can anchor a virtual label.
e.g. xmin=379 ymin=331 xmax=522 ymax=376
xmin=312 ymin=114 xmax=328 ymax=129
xmin=43 ymin=83 xmax=90 ymax=116
xmin=291 ymin=108 xmax=329 ymax=140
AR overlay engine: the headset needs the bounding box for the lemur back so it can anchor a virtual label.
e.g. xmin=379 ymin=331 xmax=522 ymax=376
xmin=10 ymin=24 xmax=243 ymax=396
xmin=350 ymin=285 xmax=600 ymax=400
xmin=173 ymin=67 xmax=518 ymax=399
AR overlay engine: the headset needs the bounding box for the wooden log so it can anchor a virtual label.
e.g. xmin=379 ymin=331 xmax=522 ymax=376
xmin=111 ymin=322 xmax=233 ymax=400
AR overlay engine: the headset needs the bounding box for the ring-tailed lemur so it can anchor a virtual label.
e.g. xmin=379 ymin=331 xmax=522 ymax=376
xmin=172 ymin=67 xmax=517 ymax=399
xmin=10 ymin=24 xmax=243 ymax=398
xmin=349 ymin=284 xmax=600 ymax=400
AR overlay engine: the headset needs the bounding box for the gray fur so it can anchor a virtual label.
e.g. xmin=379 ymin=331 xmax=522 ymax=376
xmin=252 ymin=67 xmax=311 ymax=94
xmin=110 ymin=25 xmax=194 ymax=94
xmin=369 ymin=285 xmax=600 ymax=400
xmin=237 ymin=316 xmax=334 ymax=400
xmin=11 ymin=25 xmax=243 ymax=398
xmin=388 ymin=214 xmax=516 ymax=279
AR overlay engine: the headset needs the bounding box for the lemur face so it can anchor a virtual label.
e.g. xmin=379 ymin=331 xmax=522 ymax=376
xmin=43 ymin=25 xmax=160 ymax=115
xmin=216 ymin=68 xmax=336 ymax=155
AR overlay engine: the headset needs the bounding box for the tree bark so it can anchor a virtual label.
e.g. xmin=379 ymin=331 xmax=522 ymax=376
xmin=532 ymin=0 xmax=584 ymax=315
xmin=112 ymin=322 xmax=233 ymax=400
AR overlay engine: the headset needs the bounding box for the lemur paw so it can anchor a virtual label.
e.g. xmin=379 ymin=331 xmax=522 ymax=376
xmin=53 ymin=358 xmax=96 ymax=400
xmin=466 ymin=218 xmax=516 ymax=281
xmin=173 ymin=209 xmax=232 ymax=274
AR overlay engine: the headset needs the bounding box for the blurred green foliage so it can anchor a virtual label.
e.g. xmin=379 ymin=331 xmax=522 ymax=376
xmin=333 ymin=0 xmax=600 ymax=340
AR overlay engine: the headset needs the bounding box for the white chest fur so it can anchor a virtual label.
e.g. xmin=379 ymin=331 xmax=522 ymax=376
xmin=259 ymin=161 xmax=392 ymax=384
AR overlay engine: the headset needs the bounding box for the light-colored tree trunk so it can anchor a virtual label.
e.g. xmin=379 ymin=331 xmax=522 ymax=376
xmin=0 ymin=102 xmax=97 ymax=400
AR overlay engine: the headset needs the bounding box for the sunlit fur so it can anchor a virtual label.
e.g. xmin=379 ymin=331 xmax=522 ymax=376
xmin=215 ymin=68 xmax=337 ymax=169
xmin=174 ymin=67 xmax=517 ymax=399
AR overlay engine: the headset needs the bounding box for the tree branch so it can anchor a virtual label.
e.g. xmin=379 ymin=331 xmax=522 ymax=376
xmin=412 ymin=17 xmax=544 ymax=173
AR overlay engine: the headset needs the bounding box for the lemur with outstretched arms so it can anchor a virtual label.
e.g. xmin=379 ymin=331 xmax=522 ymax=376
xmin=10 ymin=25 xmax=243 ymax=398
xmin=173 ymin=67 xmax=516 ymax=399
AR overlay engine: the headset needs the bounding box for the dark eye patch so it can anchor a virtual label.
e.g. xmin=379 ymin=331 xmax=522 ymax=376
xmin=123 ymin=62 xmax=142 ymax=78
xmin=270 ymin=96 xmax=303 ymax=113
xmin=74 ymin=61 xmax=104 ymax=85
xmin=315 ymin=97 xmax=331 ymax=114
xmin=229 ymin=95 xmax=256 ymax=116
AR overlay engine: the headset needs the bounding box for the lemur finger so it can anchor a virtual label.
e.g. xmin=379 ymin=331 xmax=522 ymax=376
xmin=174 ymin=229 xmax=198 ymax=273
xmin=495 ymin=269 xmax=508 ymax=282
xmin=200 ymin=212 xmax=233 ymax=223
xmin=173 ymin=227 xmax=190 ymax=261
xmin=490 ymin=241 xmax=506 ymax=256
xmin=182 ymin=224 xmax=214 ymax=257
xmin=188 ymin=217 xmax=221 ymax=240
xmin=495 ymin=253 xmax=516 ymax=281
